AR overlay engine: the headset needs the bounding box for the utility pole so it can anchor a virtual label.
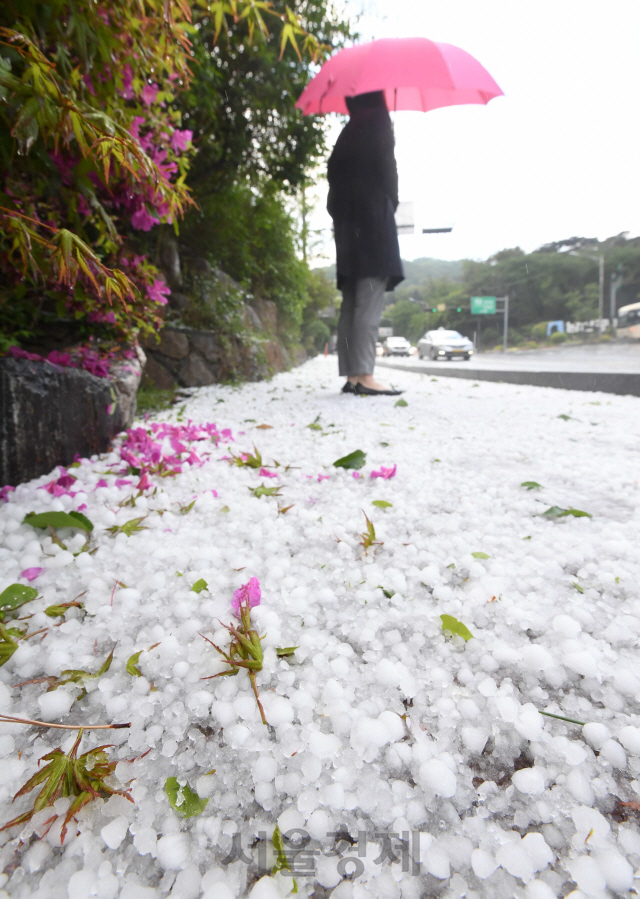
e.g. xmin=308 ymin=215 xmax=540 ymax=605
xmin=597 ymin=255 xmax=604 ymax=324
xmin=609 ymin=265 xmax=624 ymax=331
xmin=502 ymin=295 xmax=509 ymax=352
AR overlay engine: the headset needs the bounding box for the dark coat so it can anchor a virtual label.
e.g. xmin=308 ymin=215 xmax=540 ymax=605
xmin=327 ymin=107 xmax=404 ymax=291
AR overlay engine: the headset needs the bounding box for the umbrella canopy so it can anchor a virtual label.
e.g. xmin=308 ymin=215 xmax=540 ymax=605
xmin=296 ymin=37 xmax=503 ymax=115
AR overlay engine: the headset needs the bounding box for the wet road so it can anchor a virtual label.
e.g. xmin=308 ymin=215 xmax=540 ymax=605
xmin=378 ymin=341 xmax=640 ymax=374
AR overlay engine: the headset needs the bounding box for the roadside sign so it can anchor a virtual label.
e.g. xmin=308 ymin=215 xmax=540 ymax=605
xmin=395 ymin=202 xmax=414 ymax=235
xmin=471 ymin=296 xmax=497 ymax=315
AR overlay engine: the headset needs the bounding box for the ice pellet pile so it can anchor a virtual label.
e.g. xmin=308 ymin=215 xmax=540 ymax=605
xmin=0 ymin=355 xmax=639 ymax=899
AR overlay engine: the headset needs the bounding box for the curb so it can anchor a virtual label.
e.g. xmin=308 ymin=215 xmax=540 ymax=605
xmin=378 ymin=360 xmax=640 ymax=397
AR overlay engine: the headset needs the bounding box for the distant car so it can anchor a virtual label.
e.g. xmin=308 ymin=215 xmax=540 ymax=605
xmin=418 ymin=329 xmax=474 ymax=361
xmin=383 ymin=336 xmax=411 ymax=356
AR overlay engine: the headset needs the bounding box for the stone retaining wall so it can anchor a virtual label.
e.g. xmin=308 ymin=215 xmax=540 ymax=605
xmin=141 ymin=302 xmax=305 ymax=389
xmin=0 ymin=349 xmax=145 ymax=487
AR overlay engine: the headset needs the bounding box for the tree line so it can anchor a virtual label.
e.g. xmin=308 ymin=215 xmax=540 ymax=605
xmin=382 ymin=234 xmax=640 ymax=347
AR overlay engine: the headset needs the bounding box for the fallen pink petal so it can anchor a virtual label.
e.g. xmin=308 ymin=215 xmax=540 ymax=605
xmin=21 ymin=568 xmax=43 ymax=582
xmin=317 ymin=474 xmax=330 ymax=482
xmin=370 ymin=464 xmax=397 ymax=480
xmin=137 ymin=472 xmax=153 ymax=491
xmin=259 ymin=468 xmax=278 ymax=478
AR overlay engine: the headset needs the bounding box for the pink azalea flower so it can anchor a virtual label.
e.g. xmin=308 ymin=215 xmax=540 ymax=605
xmin=21 ymin=568 xmax=43 ymax=581
xmin=8 ymin=346 xmax=42 ymax=362
xmin=45 ymin=350 xmax=73 ymax=367
xmin=370 ymin=464 xmax=397 ymax=480
xmin=115 ymin=479 xmax=132 ymax=487
xmin=120 ymin=64 xmax=134 ymax=100
xmin=129 ymin=116 xmax=146 ymax=142
xmin=259 ymin=468 xmax=277 ymax=478
xmin=76 ymin=504 xmax=87 ymax=511
xmin=137 ymin=472 xmax=153 ymax=491
xmin=0 ymin=485 xmax=15 ymax=502
xmin=171 ymin=129 xmax=193 ymax=153
xmin=147 ymin=278 xmax=171 ymax=304
xmin=77 ymin=194 xmax=92 ymax=217
xmin=131 ymin=207 xmax=160 ymax=231
xmin=231 ymin=577 xmax=261 ymax=616
xmin=317 ymin=474 xmax=330 ymax=482
xmin=141 ymin=82 xmax=159 ymax=106
xmin=96 ymin=479 xmax=109 ymax=488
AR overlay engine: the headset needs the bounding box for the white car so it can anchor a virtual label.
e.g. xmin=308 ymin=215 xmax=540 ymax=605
xmin=418 ymin=329 xmax=474 ymax=361
xmin=383 ymin=336 xmax=411 ymax=356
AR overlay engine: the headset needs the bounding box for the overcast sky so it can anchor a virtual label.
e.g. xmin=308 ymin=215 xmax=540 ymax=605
xmin=307 ymin=0 xmax=640 ymax=265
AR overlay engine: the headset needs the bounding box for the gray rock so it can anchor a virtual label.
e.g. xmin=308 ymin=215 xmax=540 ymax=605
xmin=243 ymin=304 xmax=262 ymax=332
xmin=168 ymin=291 xmax=190 ymax=311
xmin=159 ymin=237 xmax=182 ymax=289
xmin=0 ymin=351 xmax=144 ymax=487
xmin=142 ymin=355 xmax=176 ymax=390
xmin=251 ymin=299 xmax=278 ymax=335
xmin=177 ymin=353 xmax=215 ymax=387
xmin=191 ymin=257 xmax=212 ymax=275
xmin=189 ymin=332 xmax=220 ymax=363
xmin=156 ymin=329 xmax=189 ymax=360
xmin=110 ymin=346 xmax=146 ymax=425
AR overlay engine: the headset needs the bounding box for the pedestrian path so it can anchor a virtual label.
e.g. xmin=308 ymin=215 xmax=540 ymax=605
xmin=0 ymin=356 xmax=639 ymax=898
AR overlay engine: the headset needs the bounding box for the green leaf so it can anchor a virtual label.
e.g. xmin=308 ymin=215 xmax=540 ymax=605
xmin=179 ymin=500 xmax=196 ymax=515
xmin=394 ymin=399 xmax=408 ymax=407
xmin=126 ymin=642 xmax=159 ymax=676
xmin=249 ymin=484 xmax=282 ymax=498
xmin=542 ymin=506 xmax=592 ymax=519
xmin=106 ymin=517 xmax=147 ymax=536
xmin=126 ymin=650 xmax=144 ymax=677
xmin=44 ymin=601 xmax=84 ymax=619
xmin=557 ymin=414 xmax=571 ymax=421
xmin=272 ymin=824 xmax=293 ymax=877
xmin=372 ymin=500 xmax=393 ymax=509
xmin=164 ymin=777 xmax=208 ymax=818
xmin=0 ymin=584 xmax=38 ymax=614
xmin=521 ymin=481 xmax=542 ymax=490
xmin=191 ymin=579 xmax=208 ymax=594
xmin=377 ymin=585 xmax=394 ymax=599
xmin=23 ymin=511 xmax=93 ymax=533
xmin=572 ymin=582 xmax=584 ymax=594
xmin=276 ymin=646 xmax=299 ymax=657
xmin=0 ymin=623 xmax=23 ymax=666
xmin=471 ymin=552 xmax=490 ymax=559
xmin=333 ymin=449 xmax=366 ymax=470
xmin=440 ymin=614 xmax=474 ymax=641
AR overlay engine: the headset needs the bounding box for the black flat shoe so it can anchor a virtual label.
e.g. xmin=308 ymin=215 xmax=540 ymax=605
xmin=354 ymin=383 xmax=403 ymax=397
xmin=341 ymin=381 xmax=356 ymax=394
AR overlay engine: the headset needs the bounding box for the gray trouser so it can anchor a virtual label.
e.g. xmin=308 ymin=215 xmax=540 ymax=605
xmin=337 ymin=277 xmax=386 ymax=377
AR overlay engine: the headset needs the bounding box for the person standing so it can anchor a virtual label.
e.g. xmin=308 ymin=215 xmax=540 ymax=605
xmin=327 ymin=90 xmax=404 ymax=396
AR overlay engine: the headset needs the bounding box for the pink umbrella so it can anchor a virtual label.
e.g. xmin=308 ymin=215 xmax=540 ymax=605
xmin=296 ymin=37 xmax=503 ymax=115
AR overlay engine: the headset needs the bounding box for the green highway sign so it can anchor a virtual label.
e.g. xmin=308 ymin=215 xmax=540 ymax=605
xmin=471 ymin=296 xmax=497 ymax=315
